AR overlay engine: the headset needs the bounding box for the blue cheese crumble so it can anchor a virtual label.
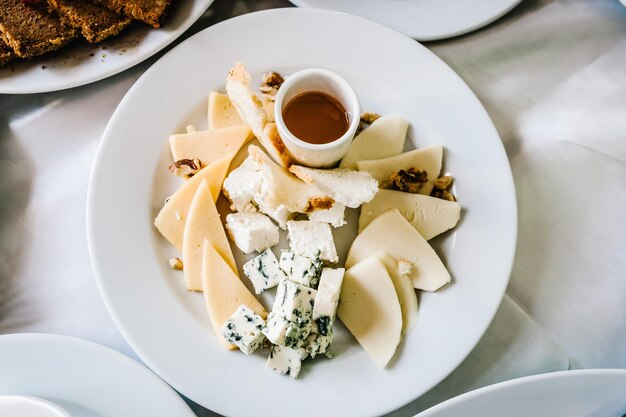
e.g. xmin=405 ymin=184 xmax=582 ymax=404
xmin=263 ymin=313 xmax=312 ymax=348
xmin=267 ymin=345 xmax=307 ymax=378
xmin=304 ymin=328 xmax=333 ymax=358
xmin=312 ymin=267 xmax=345 ymax=336
xmin=272 ymin=279 xmax=317 ymax=326
xmin=243 ymin=249 xmax=287 ymax=294
xmin=279 ymin=251 xmax=323 ymax=288
xmin=220 ymin=305 xmax=266 ymax=355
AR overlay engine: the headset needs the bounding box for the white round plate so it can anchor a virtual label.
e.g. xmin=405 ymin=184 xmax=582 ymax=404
xmin=418 ymin=369 xmax=626 ymax=416
xmin=0 ymin=0 xmax=213 ymax=94
xmin=87 ymin=8 xmax=517 ymax=417
xmin=0 ymin=333 xmax=195 ymax=417
xmin=289 ymin=0 xmax=523 ymax=41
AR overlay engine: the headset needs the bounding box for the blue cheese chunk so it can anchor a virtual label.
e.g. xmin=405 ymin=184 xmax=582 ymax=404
xmin=267 ymin=345 xmax=307 ymax=379
xmin=304 ymin=328 xmax=333 ymax=358
xmin=243 ymin=249 xmax=287 ymax=294
xmin=262 ymin=313 xmax=312 ymax=348
xmin=220 ymin=305 xmax=266 ymax=355
xmin=312 ymin=267 xmax=345 ymax=335
xmin=272 ymin=279 xmax=317 ymax=326
xmin=279 ymin=251 xmax=323 ymax=288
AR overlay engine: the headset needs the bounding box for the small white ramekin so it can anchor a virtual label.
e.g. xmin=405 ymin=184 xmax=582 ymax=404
xmin=274 ymin=68 xmax=360 ymax=168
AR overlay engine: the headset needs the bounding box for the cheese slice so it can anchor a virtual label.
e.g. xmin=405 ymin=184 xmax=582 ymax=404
xmin=377 ymin=253 xmax=418 ymax=335
xmin=154 ymin=153 xmax=233 ymax=252
xmin=169 ymin=126 xmax=252 ymax=168
xmin=357 ymin=144 xmax=443 ymax=195
xmin=202 ymin=241 xmax=267 ymax=350
xmin=359 ymin=189 xmax=461 ymax=240
xmin=183 ymin=180 xmax=238 ymax=291
xmin=346 ymin=209 xmax=451 ymax=291
xmin=208 ymin=92 xmax=245 ymax=130
xmin=337 ymin=257 xmax=402 ymax=368
xmin=339 ymin=115 xmax=408 ymax=170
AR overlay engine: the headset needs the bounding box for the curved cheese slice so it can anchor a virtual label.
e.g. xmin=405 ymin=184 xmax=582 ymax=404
xmin=337 ymin=257 xmax=402 ymax=368
xmin=169 ymin=126 xmax=252 ymax=167
xmin=202 ymin=241 xmax=267 ymax=350
xmin=356 ymin=144 xmax=443 ymax=195
xmin=377 ymin=253 xmax=418 ymax=335
xmin=339 ymin=115 xmax=408 ymax=170
xmin=154 ymin=154 xmax=233 ymax=252
xmin=359 ymin=189 xmax=461 ymax=240
xmin=182 ymin=180 xmax=237 ymax=291
xmin=208 ymin=92 xmax=245 ymax=129
xmin=346 ymin=209 xmax=451 ymax=292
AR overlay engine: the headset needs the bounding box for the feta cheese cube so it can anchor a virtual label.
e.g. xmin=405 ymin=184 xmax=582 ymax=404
xmin=262 ymin=313 xmax=312 ymax=348
xmin=222 ymin=158 xmax=263 ymax=212
xmin=226 ymin=212 xmax=279 ymax=254
xmin=267 ymin=345 xmax=307 ymax=378
xmin=279 ymin=251 xmax=323 ymax=288
xmin=272 ymin=279 xmax=317 ymax=326
xmin=307 ymin=202 xmax=346 ymax=228
xmin=243 ymin=249 xmax=287 ymax=294
xmin=304 ymin=328 xmax=333 ymax=358
xmin=220 ymin=305 xmax=266 ymax=355
xmin=286 ymin=220 xmax=338 ymax=263
xmin=312 ymin=267 xmax=345 ymax=335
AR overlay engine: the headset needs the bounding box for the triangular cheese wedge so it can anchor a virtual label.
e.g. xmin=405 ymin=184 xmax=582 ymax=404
xmin=154 ymin=154 xmax=233 ymax=252
xmin=346 ymin=209 xmax=451 ymax=291
xmin=357 ymin=144 xmax=443 ymax=195
xmin=202 ymin=241 xmax=267 ymax=350
xmin=208 ymin=91 xmax=245 ymax=130
xmin=169 ymin=126 xmax=252 ymax=167
xmin=183 ymin=180 xmax=237 ymax=291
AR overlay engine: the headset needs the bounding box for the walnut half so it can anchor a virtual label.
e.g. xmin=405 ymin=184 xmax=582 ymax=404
xmin=432 ymin=175 xmax=456 ymax=201
xmin=169 ymin=158 xmax=202 ymax=179
xmin=387 ymin=168 xmax=428 ymax=193
xmin=259 ymin=71 xmax=284 ymax=98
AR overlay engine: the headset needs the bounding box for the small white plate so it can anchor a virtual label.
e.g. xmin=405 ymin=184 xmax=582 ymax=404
xmin=418 ymin=369 xmax=626 ymax=416
xmin=289 ymin=0 xmax=523 ymax=41
xmin=87 ymin=8 xmax=517 ymax=417
xmin=0 ymin=0 xmax=213 ymax=94
xmin=0 ymin=333 xmax=195 ymax=417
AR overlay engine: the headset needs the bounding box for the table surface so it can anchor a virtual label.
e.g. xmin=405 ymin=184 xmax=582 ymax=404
xmin=1 ymin=0 xmax=625 ymax=416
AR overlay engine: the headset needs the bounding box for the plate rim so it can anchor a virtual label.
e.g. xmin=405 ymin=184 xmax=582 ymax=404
xmin=87 ymin=7 xmax=518 ymax=417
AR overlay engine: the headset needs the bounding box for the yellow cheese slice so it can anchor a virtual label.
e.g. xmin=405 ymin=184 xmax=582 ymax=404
xmin=208 ymin=92 xmax=245 ymax=130
xmin=154 ymin=153 xmax=233 ymax=252
xmin=183 ymin=180 xmax=237 ymax=291
xmin=377 ymin=253 xmax=418 ymax=335
xmin=169 ymin=126 xmax=253 ymax=167
xmin=337 ymin=256 xmax=402 ymax=368
xmin=346 ymin=209 xmax=451 ymax=292
xmin=359 ymin=189 xmax=461 ymax=239
xmin=202 ymin=241 xmax=267 ymax=350
xmin=357 ymin=144 xmax=443 ymax=195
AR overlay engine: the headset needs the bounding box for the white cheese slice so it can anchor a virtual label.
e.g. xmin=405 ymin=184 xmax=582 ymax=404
xmin=208 ymin=91 xmax=245 ymax=130
xmin=337 ymin=257 xmax=402 ymax=368
xmin=182 ymin=180 xmax=237 ymax=291
xmin=359 ymin=189 xmax=461 ymax=240
xmin=202 ymin=241 xmax=267 ymax=350
xmin=169 ymin=126 xmax=252 ymax=167
xmin=357 ymin=144 xmax=443 ymax=195
xmin=346 ymin=209 xmax=451 ymax=292
xmin=286 ymin=220 xmax=338 ymax=264
xmin=154 ymin=154 xmax=233 ymax=252
xmin=377 ymin=253 xmax=418 ymax=335
xmin=339 ymin=115 xmax=409 ymax=170
xmin=312 ymin=267 xmax=345 ymax=335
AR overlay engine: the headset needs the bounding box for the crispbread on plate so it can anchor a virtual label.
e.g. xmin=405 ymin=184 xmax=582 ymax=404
xmin=94 ymin=0 xmax=172 ymax=28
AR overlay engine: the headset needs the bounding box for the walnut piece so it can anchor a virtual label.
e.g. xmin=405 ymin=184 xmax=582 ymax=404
xmin=168 ymin=257 xmax=183 ymax=270
xmin=360 ymin=112 xmax=381 ymax=125
xmin=259 ymin=71 xmax=284 ymax=98
xmin=387 ymin=168 xmax=428 ymax=193
xmin=169 ymin=158 xmax=202 ymax=179
xmin=433 ymin=189 xmax=457 ymax=202
xmin=434 ymin=175 xmax=454 ymax=190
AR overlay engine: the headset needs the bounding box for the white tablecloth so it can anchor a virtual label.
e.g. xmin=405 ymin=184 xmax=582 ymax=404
xmin=1 ymin=0 xmax=624 ymax=416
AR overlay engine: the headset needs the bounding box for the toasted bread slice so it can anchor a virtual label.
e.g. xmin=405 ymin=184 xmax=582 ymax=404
xmin=226 ymin=62 xmax=292 ymax=167
xmin=0 ymin=38 xmax=14 ymax=66
xmin=0 ymin=0 xmax=77 ymax=59
xmin=48 ymin=0 xmax=132 ymax=43
xmin=94 ymin=0 xmax=171 ymax=28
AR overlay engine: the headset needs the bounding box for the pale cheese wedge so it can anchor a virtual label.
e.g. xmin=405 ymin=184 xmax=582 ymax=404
xmin=339 ymin=115 xmax=409 ymax=170
xmin=208 ymin=92 xmax=274 ymax=129
xmin=169 ymin=126 xmax=252 ymax=168
xmin=377 ymin=253 xmax=418 ymax=335
xmin=182 ymin=180 xmax=237 ymax=291
xmin=359 ymin=189 xmax=461 ymax=240
xmin=202 ymin=241 xmax=267 ymax=350
xmin=154 ymin=154 xmax=234 ymax=252
xmin=346 ymin=209 xmax=451 ymax=291
xmin=357 ymin=144 xmax=443 ymax=196
xmin=337 ymin=257 xmax=402 ymax=368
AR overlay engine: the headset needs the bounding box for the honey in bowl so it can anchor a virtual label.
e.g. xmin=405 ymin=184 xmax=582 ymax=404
xmin=282 ymin=91 xmax=349 ymax=145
